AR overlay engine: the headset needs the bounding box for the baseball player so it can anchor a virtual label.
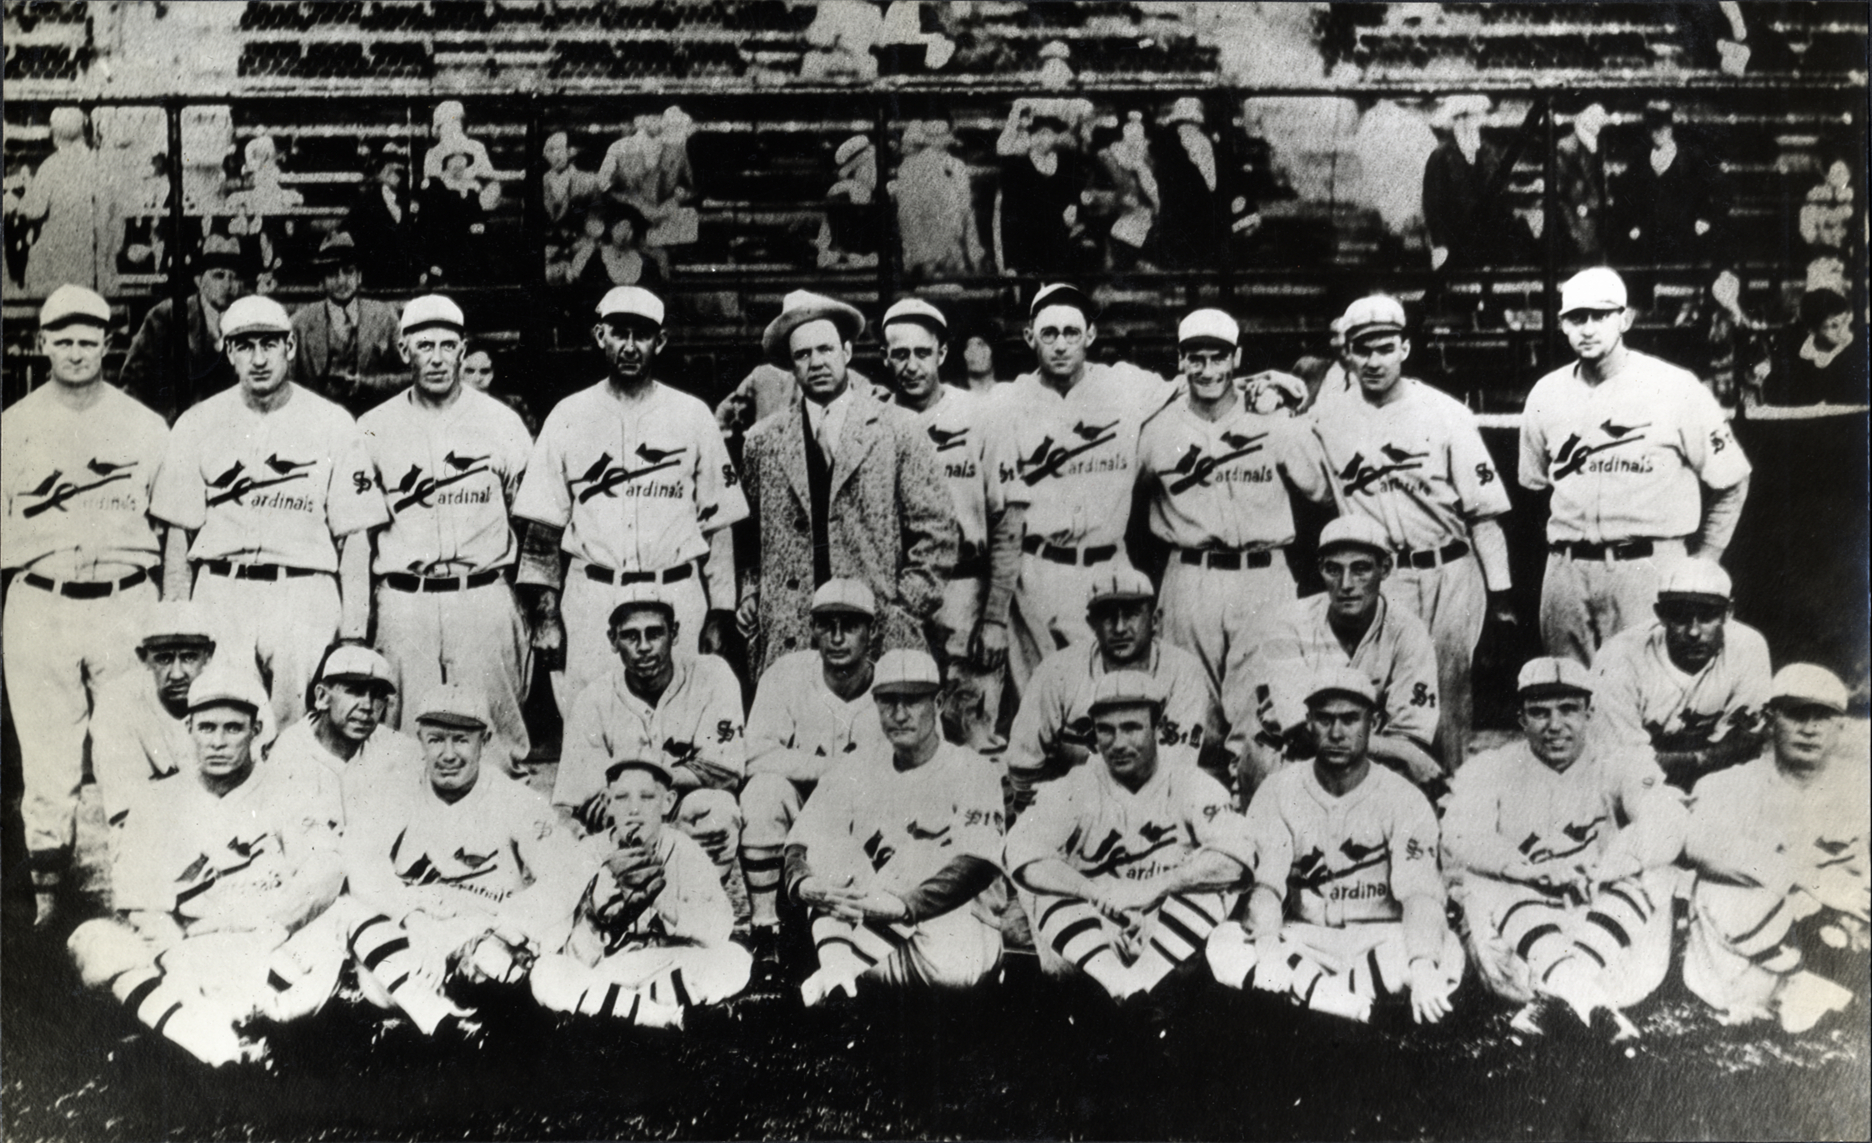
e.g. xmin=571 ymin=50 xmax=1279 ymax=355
xmin=66 ymin=665 xmax=344 ymax=1066
xmin=1138 ymin=307 xmax=1335 ymax=752
xmin=338 ymin=684 xmax=589 ymax=1034
xmin=267 ymin=644 xmax=422 ymax=816
xmin=530 ymin=756 xmax=753 ymax=1029
xmin=3 ymin=284 xmax=169 ymax=924
xmin=881 ymin=297 xmax=1008 ymax=751
xmin=1208 ymin=668 xmax=1462 ymax=1026
xmin=358 ymin=294 xmax=536 ymax=769
xmin=1005 ymin=566 xmax=1221 ymax=807
xmin=549 ymin=586 xmax=747 ymax=926
xmin=1005 ymin=671 xmax=1252 ymax=1003
xmin=513 ymin=286 xmax=747 ymax=719
xmin=90 ymin=602 xmax=218 ymax=832
xmin=1590 ymin=560 xmax=1771 ymax=787
xmin=1683 ymin=664 xmax=1869 ymax=1034
xmin=1239 ymin=516 xmax=1441 ymax=796
xmin=737 ymin=579 xmax=890 ymax=977
xmin=1310 ymin=294 xmax=1515 ymax=769
xmin=787 ymin=650 xmax=1006 ymax=1004
xmin=991 ymin=283 xmax=1178 ymax=688
xmin=152 ymin=294 xmax=388 ymax=728
xmin=1519 ymin=266 xmax=1751 ymax=664
xmin=1443 ymin=658 xmax=1688 ymax=1041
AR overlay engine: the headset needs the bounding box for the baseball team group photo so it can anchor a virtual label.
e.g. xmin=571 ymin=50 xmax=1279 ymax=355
xmin=2 ymin=1 xmax=1867 ymax=1139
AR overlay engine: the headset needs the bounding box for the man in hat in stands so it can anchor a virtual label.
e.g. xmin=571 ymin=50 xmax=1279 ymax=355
xmin=290 ymin=230 xmax=405 ymax=417
xmin=120 ymin=234 xmax=245 ymax=418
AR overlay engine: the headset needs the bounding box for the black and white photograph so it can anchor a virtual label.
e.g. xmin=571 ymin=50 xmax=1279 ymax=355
xmin=1 ymin=2 xmax=1866 ymax=1139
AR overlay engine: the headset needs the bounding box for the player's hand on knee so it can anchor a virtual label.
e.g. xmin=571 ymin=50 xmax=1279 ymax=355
xmin=1104 ymin=879 xmax=1161 ymax=917
xmin=1407 ymin=957 xmax=1454 ymax=1024
xmin=969 ymin=618 xmax=1009 ymax=671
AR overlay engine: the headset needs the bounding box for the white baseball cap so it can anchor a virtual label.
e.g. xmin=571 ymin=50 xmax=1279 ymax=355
xmin=881 ymin=297 xmax=948 ymax=335
xmin=1340 ymin=295 xmax=1407 ymax=341
xmin=1559 ymin=267 xmax=1628 ymax=314
xmin=1306 ymin=666 xmax=1379 ymax=710
xmin=399 ymin=293 xmax=465 ymax=336
xmin=1085 ymin=565 xmax=1156 ymax=610
xmin=1318 ymin=515 xmax=1392 ymax=558
xmin=140 ymin=601 xmax=217 ymax=647
xmin=597 ymin=286 xmax=666 ymax=328
xmin=608 ymin=583 xmax=676 ymax=625
xmin=1087 ymin=669 xmax=1166 ymax=714
xmin=186 ymin=663 xmax=270 ymax=716
xmin=1768 ymin=663 xmax=1849 ymax=714
xmin=1656 ymin=559 xmax=1733 ymax=604
xmin=871 ymin=649 xmax=942 ymax=697
xmin=38 ymin=284 xmax=112 ymax=331
xmin=1178 ymin=308 xmax=1239 ymax=349
xmin=810 ymin=578 xmax=877 ymax=619
xmin=317 ymin=644 xmax=396 ymax=693
xmin=605 ymin=755 xmax=676 ymax=788
xmin=220 ymin=295 xmax=293 ymax=338
xmin=1029 ymin=282 xmax=1097 ymax=321
xmin=411 ymin=683 xmax=491 ymax=730
xmin=1516 ymin=656 xmax=1595 ymax=699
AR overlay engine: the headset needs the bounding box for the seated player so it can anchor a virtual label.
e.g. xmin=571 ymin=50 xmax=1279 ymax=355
xmin=786 ymin=650 xmax=1006 ymax=1005
xmin=268 ymin=644 xmax=421 ymax=814
xmin=337 ymin=685 xmax=588 ymax=1034
xmin=1210 ymin=668 xmax=1461 ymax=1025
xmin=1590 ymin=560 xmax=1771 ymax=787
xmin=1683 ymin=664 xmax=1869 ymax=1034
xmin=1241 ymin=516 xmax=1441 ymax=797
xmin=67 ymin=666 xmax=343 ymax=1067
xmin=550 ymin=587 xmax=746 ymax=920
xmin=531 ymin=756 xmax=752 ymax=1029
xmin=738 ymin=579 xmax=889 ymax=977
xmin=90 ymin=602 xmax=220 ymax=831
xmin=1006 ymin=671 xmax=1252 ymax=1003
xmin=1443 ymin=658 xmax=1688 ymax=1040
xmin=1006 ymin=567 xmax=1223 ymax=807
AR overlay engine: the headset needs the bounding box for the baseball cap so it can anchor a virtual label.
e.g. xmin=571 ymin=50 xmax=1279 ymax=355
xmin=1087 ymin=669 xmax=1166 ymax=715
xmin=1305 ymin=666 xmax=1379 ymax=710
xmin=1177 ymin=308 xmax=1239 ymax=349
xmin=1085 ymin=565 xmax=1156 ymax=611
xmin=871 ymin=649 xmax=942 ymax=697
xmin=1767 ymin=663 xmax=1849 ymax=714
xmin=140 ymin=602 xmax=217 ymax=648
xmin=881 ymin=297 xmax=948 ymax=337
xmin=317 ymin=644 xmax=396 ymax=692
xmin=186 ymin=663 xmax=269 ymax=717
xmin=38 ymin=284 xmax=112 ymax=331
xmin=1559 ymin=267 xmax=1628 ymax=315
xmin=1516 ymin=656 xmax=1595 ymax=700
xmin=411 ymin=683 xmax=490 ymax=730
xmin=811 ymin=578 xmax=877 ymax=619
xmin=399 ymin=293 xmax=466 ymax=336
xmin=597 ymin=286 xmax=665 ymax=328
xmin=608 ymin=583 xmax=676 ymax=626
xmin=1029 ymin=282 xmax=1098 ymax=322
xmin=1656 ymin=559 xmax=1733 ymax=605
xmin=1318 ymin=515 xmax=1392 ymax=558
xmin=220 ymin=295 xmax=293 ymax=339
xmin=1340 ymin=295 xmax=1407 ymax=342
xmin=605 ymin=755 xmax=676 ymax=788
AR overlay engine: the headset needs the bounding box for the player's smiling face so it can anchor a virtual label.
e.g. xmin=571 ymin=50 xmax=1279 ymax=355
xmin=1026 ymin=305 xmax=1093 ymax=384
xmin=1657 ymin=598 xmax=1728 ymax=674
xmin=139 ymin=639 xmax=213 ymax=718
xmin=606 ymin=767 xmax=674 ymax=842
xmin=1560 ymin=307 xmax=1631 ymax=361
xmin=1089 ymin=599 xmax=1153 ymax=666
xmin=419 ymin=721 xmax=487 ymax=799
xmin=1520 ymin=692 xmax=1592 ymax=770
xmin=40 ymin=321 xmax=108 ymax=388
xmin=1179 ymin=342 xmax=1238 ymax=401
xmin=1093 ymin=702 xmax=1159 ymax=789
xmin=228 ymin=332 xmax=294 ymax=399
xmin=403 ymin=327 xmax=465 ymax=398
xmin=1320 ymin=547 xmax=1388 ymax=622
xmin=813 ymin=611 xmax=874 ymax=669
xmin=595 ymin=317 xmax=665 ymax=385
xmin=190 ymin=703 xmax=259 ymax=786
xmin=790 ymin=320 xmax=852 ymax=403
xmin=884 ymin=321 xmax=946 ymax=404
xmin=318 ymin=678 xmax=386 ymax=746
xmin=1307 ymin=697 xmax=1372 ymax=769
xmin=609 ymin=608 xmax=675 ymax=686
xmin=1348 ymin=332 xmax=1408 ymax=398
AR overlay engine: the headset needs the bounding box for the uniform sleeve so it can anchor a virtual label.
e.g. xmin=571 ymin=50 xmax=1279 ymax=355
xmin=952 ymin=759 xmax=1007 ymax=866
xmin=744 ymin=661 xmax=811 ymax=779
xmin=552 ymin=686 xmax=611 ymax=811
xmin=1723 ymin=628 xmax=1773 ymax=742
xmin=1676 ymin=379 xmax=1751 ymax=491
xmin=1588 ymin=638 xmax=1655 ymax=750
xmin=149 ymin=412 xmax=207 ymax=531
xmin=507 ymin=791 xmax=593 ymax=946
xmin=1447 ymin=407 xmax=1512 ymax=521
xmin=1183 ymin=769 xmax=1255 ymax=870
xmin=1163 ymin=653 xmax=1224 ymax=758
xmin=1516 ymin=385 xmax=1551 ymax=492
xmin=511 ymin=410 xmax=573 ymax=529
xmin=1386 ymin=782 xmax=1446 ymax=905
xmin=690 ymin=406 xmax=749 ymax=536
xmin=1242 ymin=781 xmax=1294 ymax=900
xmin=89 ymin=700 xmax=153 ymax=828
xmin=1275 ymin=418 xmax=1335 ymax=506
xmin=1003 ymin=778 xmax=1080 ymax=875
xmin=1004 ymin=659 xmax=1066 ymax=775
xmin=984 ymin=408 xmax=1031 ymax=511
xmin=1379 ymin=618 xmax=1441 ymax=748
xmin=656 ymin=833 xmax=734 ymax=947
xmin=325 ymin=423 xmax=391 ymax=538
xmin=689 ymin=659 xmax=747 ymax=787
xmin=1440 ymin=756 xmax=1521 ymax=878
xmin=786 ymin=763 xmax=853 ymax=858
xmin=111 ymin=794 xmax=177 ymax=913
xmin=499 ymin=403 xmax=534 ymax=504
xmin=1244 ymin=616 xmax=1311 ymax=741
xmin=1607 ymin=749 xmax=1689 ymax=870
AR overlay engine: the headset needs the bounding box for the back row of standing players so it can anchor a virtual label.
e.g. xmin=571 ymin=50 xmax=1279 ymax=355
xmin=7 ymin=263 xmax=1856 ymax=1056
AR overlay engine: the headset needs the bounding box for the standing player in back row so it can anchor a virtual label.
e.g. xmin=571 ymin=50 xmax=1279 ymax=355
xmin=359 ymin=295 xmax=536 ymax=769
xmin=1310 ymin=294 xmax=1514 ymax=770
xmin=1519 ymin=267 xmax=1750 ymax=665
xmin=513 ymin=287 xmax=747 ymax=719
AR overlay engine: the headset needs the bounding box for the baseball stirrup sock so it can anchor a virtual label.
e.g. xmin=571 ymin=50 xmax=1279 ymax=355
xmin=347 ymin=913 xmax=455 ymax=1035
xmin=741 ymin=846 xmax=783 ymax=928
xmin=810 ymin=914 xmax=911 ymax=978
xmin=1269 ymin=952 xmax=1372 ymax=1022
xmin=1574 ymin=880 xmax=1657 ymax=969
xmin=1037 ymin=897 xmax=1132 ymax=997
xmin=1123 ymin=893 xmax=1224 ymax=993
xmin=1498 ymin=895 xmax=1580 ymax=981
xmin=109 ymin=966 xmax=244 ymax=1066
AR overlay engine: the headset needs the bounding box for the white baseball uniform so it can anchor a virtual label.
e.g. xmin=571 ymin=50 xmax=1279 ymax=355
xmin=1313 ymin=378 xmax=1512 ymax=767
xmin=990 ymin=362 xmax=1177 ymax=686
xmin=151 ymin=384 xmax=388 ymax=725
xmin=1138 ymin=398 xmax=1333 ymax=741
xmin=789 ymin=741 xmax=1006 ymax=989
xmin=1 ymin=382 xmax=167 ymax=865
xmin=88 ymin=673 xmax=193 ymax=831
xmin=513 ymin=380 xmax=748 ymax=718
xmin=1590 ymin=618 xmax=1772 ymax=779
xmin=1005 ymin=639 xmax=1220 ymax=782
xmin=1006 ymin=755 xmax=1250 ymax=997
xmin=1519 ymin=351 xmax=1751 ymax=664
xmin=266 ymin=714 xmax=425 ymax=825
xmin=359 ymin=386 xmax=535 ymax=767
xmin=739 ymin=650 xmax=888 ymax=846
xmin=1443 ymin=739 xmax=1687 ymax=1010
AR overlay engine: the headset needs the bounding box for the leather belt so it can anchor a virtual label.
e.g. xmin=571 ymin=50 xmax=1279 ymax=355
xmin=584 ymin=561 xmax=695 ymax=587
xmin=1177 ymin=547 xmax=1275 ymax=571
xmin=20 ymin=567 xmax=151 ymax=600
xmin=200 ymin=560 xmax=322 ymax=582
xmin=1395 ymin=540 xmax=1471 ymax=570
xmin=383 ymin=569 xmax=504 ymax=593
xmin=1550 ymin=539 xmax=1656 ymax=562
xmin=1022 ymin=535 xmax=1117 ymax=567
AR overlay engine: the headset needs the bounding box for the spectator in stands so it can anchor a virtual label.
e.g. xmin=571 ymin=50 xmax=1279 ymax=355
xmin=585 ymin=203 xmax=662 ymax=291
xmin=1422 ymin=94 xmax=1526 ymax=271
xmin=225 ymin=135 xmax=302 ymax=295
xmin=419 ymin=144 xmax=491 ymax=287
xmin=421 ymin=101 xmax=500 ymax=200
xmin=341 ymin=141 xmax=418 ymax=291
xmin=1150 ymin=98 xmax=1221 ymax=270
xmin=894 ymin=119 xmax=985 ymax=279
xmin=596 ymin=109 xmax=697 ymax=281
xmin=995 ymin=100 xmax=1089 ymax=275
xmin=16 ymin=106 xmax=109 ymax=295
xmin=119 ymin=234 xmax=244 ymax=419
xmin=961 ymin=333 xmax=1000 ymax=393
xmin=460 ymin=342 xmax=537 ymax=435
xmin=290 ymin=231 xmax=404 ymax=417
xmin=1553 ymin=101 xmax=1610 ymax=264
xmin=818 ymin=135 xmax=880 ymax=270
xmin=1614 ymin=101 xmax=1721 ymax=276
xmin=1766 ymin=288 xmax=1862 ymax=407
xmin=541 ymin=130 xmax=600 ymax=229
xmin=1798 ymin=157 xmax=1857 ymax=300
xmin=800 ymin=0 xmax=883 ymax=82
xmin=1088 ymin=111 xmax=1158 ymax=272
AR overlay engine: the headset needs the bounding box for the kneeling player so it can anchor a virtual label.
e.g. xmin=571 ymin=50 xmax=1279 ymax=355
xmin=1442 ymin=658 xmax=1687 ymax=1040
xmin=532 ymin=757 xmax=752 ymax=1028
xmin=1684 ymin=664 xmax=1869 ymax=1033
xmin=1006 ymin=671 xmax=1251 ymax=1003
xmin=68 ymin=666 xmax=343 ymax=1066
xmin=1210 ymin=668 xmax=1461 ymax=1025
xmin=786 ymin=650 xmax=1006 ymax=1004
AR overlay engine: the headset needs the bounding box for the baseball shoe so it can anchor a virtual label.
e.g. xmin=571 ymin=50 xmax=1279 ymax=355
xmin=742 ymin=925 xmax=789 ymax=1001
